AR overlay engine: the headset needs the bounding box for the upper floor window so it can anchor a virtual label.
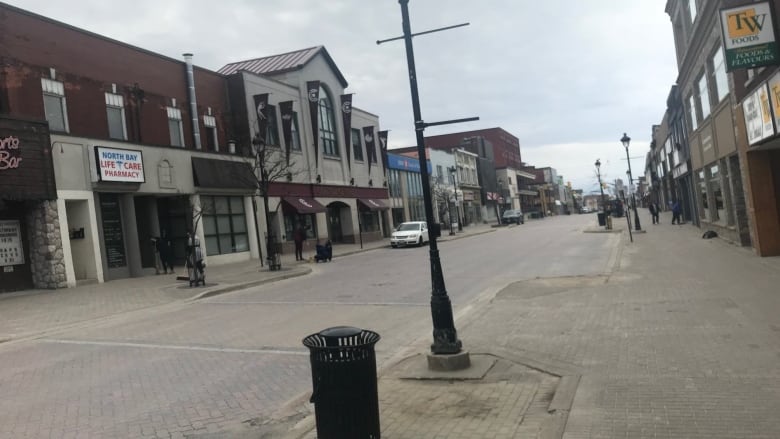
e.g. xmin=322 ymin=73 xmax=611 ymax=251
xmin=698 ymin=73 xmax=711 ymax=120
xmin=351 ymin=128 xmax=364 ymax=161
xmin=711 ymin=47 xmax=729 ymax=102
xmin=688 ymin=0 xmax=697 ymax=24
xmin=687 ymin=94 xmax=698 ymax=131
xmin=436 ymin=165 xmax=444 ymax=184
xmin=41 ymin=78 xmax=69 ymax=133
xmin=291 ymin=112 xmax=302 ymax=151
xmin=105 ymin=93 xmax=127 ymax=140
xmin=167 ymin=106 xmax=184 ymax=147
xmin=264 ymin=104 xmax=280 ymax=146
xmin=203 ymin=115 xmax=218 ymax=152
xmin=389 ymin=169 xmax=402 ymax=197
xmin=318 ymin=86 xmax=339 ymax=157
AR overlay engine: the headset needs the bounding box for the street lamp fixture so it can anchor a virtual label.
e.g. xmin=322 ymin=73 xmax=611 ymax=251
xmin=448 ymin=166 xmax=463 ymax=232
xmin=621 ymin=133 xmax=642 ymax=231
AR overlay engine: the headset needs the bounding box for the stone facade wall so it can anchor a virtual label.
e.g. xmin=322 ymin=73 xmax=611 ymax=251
xmin=26 ymin=200 xmax=66 ymax=289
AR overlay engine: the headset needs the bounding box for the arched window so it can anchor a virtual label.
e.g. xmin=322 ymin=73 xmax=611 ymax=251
xmin=318 ymin=86 xmax=339 ymax=157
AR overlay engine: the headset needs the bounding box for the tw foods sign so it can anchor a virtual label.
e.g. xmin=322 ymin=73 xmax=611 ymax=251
xmin=720 ymin=2 xmax=780 ymax=71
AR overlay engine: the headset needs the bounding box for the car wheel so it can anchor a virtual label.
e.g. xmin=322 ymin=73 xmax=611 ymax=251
xmin=391 ymin=244 xmax=397 ymax=248
xmin=417 ymin=237 xmax=423 ymax=246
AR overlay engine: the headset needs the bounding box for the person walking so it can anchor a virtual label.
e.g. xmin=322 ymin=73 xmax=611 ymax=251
xmin=293 ymin=224 xmax=306 ymax=261
xmin=158 ymin=229 xmax=175 ymax=274
xmin=648 ymin=202 xmax=658 ymax=224
xmin=671 ymin=200 xmax=682 ymax=225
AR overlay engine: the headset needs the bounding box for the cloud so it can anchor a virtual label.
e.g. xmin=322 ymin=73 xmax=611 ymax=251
xmin=7 ymin=0 xmax=676 ymax=191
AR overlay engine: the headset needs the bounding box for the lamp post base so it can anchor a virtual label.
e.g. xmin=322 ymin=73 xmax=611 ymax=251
xmin=431 ymin=328 xmax=462 ymax=354
xmin=427 ymin=350 xmax=471 ymax=371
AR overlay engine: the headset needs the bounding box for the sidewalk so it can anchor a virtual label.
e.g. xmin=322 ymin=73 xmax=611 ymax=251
xmin=283 ymin=209 xmax=780 ymax=439
xmin=0 ymin=222 xmax=496 ymax=344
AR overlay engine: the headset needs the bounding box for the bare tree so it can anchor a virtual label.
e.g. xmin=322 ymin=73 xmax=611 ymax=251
xmin=237 ymin=130 xmax=306 ymax=270
xmin=431 ymin=180 xmax=453 ymax=230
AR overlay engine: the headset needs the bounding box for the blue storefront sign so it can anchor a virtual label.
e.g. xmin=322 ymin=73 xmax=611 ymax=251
xmin=387 ymin=153 xmax=432 ymax=174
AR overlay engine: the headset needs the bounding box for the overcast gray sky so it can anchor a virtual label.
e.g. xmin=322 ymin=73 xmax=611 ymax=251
xmin=8 ymin=0 xmax=678 ymax=193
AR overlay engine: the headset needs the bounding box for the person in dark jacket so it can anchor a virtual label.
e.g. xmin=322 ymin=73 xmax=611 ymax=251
xmin=648 ymin=202 xmax=659 ymax=224
xmin=671 ymin=200 xmax=682 ymax=225
xmin=158 ymin=229 xmax=175 ymax=274
xmin=293 ymin=225 xmax=306 ymax=261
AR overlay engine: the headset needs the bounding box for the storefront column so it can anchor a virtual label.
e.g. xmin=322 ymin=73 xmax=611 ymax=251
xmin=27 ymin=200 xmax=67 ymax=289
xmin=56 ymin=198 xmax=76 ymax=287
xmin=244 ymin=196 xmax=259 ymax=259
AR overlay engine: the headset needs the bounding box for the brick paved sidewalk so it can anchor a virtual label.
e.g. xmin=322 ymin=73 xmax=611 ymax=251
xmin=284 ymin=209 xmax=780 ymax=439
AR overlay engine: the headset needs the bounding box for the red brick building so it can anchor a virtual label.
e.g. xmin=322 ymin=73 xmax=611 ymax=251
xmin=1 ymin=2 xmax=248 ymax=288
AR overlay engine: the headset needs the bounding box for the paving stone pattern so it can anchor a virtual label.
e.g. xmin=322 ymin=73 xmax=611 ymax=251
xmin=0 ymin=340 xmax=311 ymax=438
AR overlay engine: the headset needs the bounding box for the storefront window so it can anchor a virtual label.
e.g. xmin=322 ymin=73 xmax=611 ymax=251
xmin=283 ymin=214 xmax=316 ymax=242
xmin=698 ymin=169 xmax=708 ymax=221
xmin=360 ymin=211 xmax=380 ymax=232
xmin=202 ymin=196 xmax=248 ymax=256
xmin=709 ymin=164 xmax=723 ymax=223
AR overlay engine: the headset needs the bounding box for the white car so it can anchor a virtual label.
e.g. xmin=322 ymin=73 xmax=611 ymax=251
xmin=390 ymin=221 xmax=429 ymax=247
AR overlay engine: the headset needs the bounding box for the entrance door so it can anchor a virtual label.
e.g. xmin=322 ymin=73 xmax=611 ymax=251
xmin=157 ymin=197 xmax=190 ymax=266
xmin=327 ymin=207 xmax=343 ymax=243
xmin=135 ymin=196 xmax=158 ymax=270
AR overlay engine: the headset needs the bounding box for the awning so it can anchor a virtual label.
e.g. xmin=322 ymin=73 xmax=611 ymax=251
xmin=282 ymin=197 xmax=326 ymax=214
xmin=191 ymin=157 xmax=256 ymax=190
xmin=357 ymin=198 xmax=389 ymax=211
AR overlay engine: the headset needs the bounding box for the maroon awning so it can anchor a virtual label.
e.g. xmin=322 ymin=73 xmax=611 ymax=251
xmin=282 ymin=197 xmax=326 ymax=214
xmin=357 ymin=198 xmax=389 ymax=211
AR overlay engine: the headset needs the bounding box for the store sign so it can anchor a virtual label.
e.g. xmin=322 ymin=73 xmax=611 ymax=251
xmin=743 ymin=82 xmax=775 ymax=145
xmin=95 ymin=146 xmax=145 ymax=183
xmin=720 ymin=2 xmax=780 ymax=71
xmin=0 ymin=220 xmax=25 ymax=266
xmin=0 ymin=136 xmax=22 ymax=171
xmin=768 ymin=71 xmax=780 ymax=131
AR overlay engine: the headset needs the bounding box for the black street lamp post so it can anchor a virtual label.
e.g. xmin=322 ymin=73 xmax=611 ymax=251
xmin=380 ymin=0 xmax=478 ymax=357
xmin=595 ymin=159 xmax=607 ymax=228
xmin=621 ymin=133 xmax=642 ymax=231
xmin=448 ymin=166 xmax=463 ymax=232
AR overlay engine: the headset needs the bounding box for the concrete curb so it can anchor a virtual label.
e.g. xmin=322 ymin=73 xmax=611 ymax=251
xmin=187 ymin=267 xmax=313 ymax=301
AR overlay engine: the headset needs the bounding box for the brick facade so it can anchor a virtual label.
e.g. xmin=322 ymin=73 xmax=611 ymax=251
xmin=1 ymin=3 xmax=231 ymax=151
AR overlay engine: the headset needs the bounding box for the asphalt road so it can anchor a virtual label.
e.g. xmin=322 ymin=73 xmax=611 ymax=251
xmin=0 ymin=214 xmax=618 ymax=438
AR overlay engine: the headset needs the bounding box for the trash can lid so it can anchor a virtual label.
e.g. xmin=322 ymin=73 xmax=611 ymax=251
xmin=319 ymin=326 xmax=362 ymax=339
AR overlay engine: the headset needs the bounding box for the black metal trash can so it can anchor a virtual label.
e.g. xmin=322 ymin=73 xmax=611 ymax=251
xmin=597 ymin=212 xmax=606 ymax=226
xmin=302 ymin=326 xmax=381 ymax=439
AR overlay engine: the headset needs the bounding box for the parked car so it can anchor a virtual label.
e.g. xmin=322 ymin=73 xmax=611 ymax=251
xmin=580 ymin=206 xmax=592 ymax=213
xmin=501 ymin=209 xmax=524 ymax=224
xmin=390 ymin=221 xmax=429 ymax=247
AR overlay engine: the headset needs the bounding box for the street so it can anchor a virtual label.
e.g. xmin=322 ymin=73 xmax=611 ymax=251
xmin=0 ymin=215 xmax=618 ymax=438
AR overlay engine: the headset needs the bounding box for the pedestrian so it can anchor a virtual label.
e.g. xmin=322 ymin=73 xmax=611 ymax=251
xmin=158 ymin=229 xmax=175 ymax=274
xmin=150 ymin=236 xmax=162 ymax=274
xmin=671 ymin=200 xmax=682 ymax=225
xmin=649 ymin=202 xmax=660 ymax=224
xmin=293 ymin=224 xmax=306 ymax=261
